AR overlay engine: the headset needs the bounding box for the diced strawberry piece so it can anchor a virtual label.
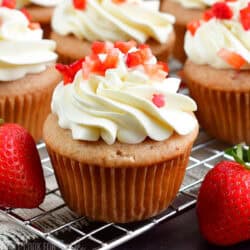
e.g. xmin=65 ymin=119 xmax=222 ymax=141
xmin=70 ymin=58 xmax=84 ymax=73
xmin=114 ymin=40 xmax=137 ymax=53
xmin=187 ymin=20 xmax=201 ymax=36
xmin=20 ymin=8 xmax=32 ymax=21
xmin=91 ymin=41 xmax=114 ymax=54
xmin=112 ymin=0 xmax=126 ymax=4
xmin=240 ymin=4 xmax=250 ymax=31
xmin=211 ymin=2 xmax=233 ymax=19
xmin=73 ymin=0 xmax=87 ymax=10
xmin=203 ymin=9 xmax=214 ymax=21
xmin=1 ymin=0 xmax=16 ymax=8
xmin=126 ymin=51 xmax=143 ymax=68
xmin=139 ymin=46 xmax=153 ymax=62
xmin=56 ymin=58 xmax=84 ymax=84
xmin=144 ymin=64 xmax=167 ymax=81
xmin=28 ymin=22 xmax=40 ymax=30
xmin=217 ymin=48 xmax=246 ymax=69
xmin=103 ymin=48 xmax=119 ymax=70
xmin=152 ymin=94 xmax=165 ymax=108
xmin=157 ymin=61 xmax=169 ymax=74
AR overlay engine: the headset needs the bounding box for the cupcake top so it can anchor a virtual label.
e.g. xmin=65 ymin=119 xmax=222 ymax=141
xmin=52 ymin=41 xmax=197 ymax=145
xmin=52 ymin=0 xmax=175 ymax=44
xmin=0 ymin=6 xmax=57 ymax=81
xmin=185 ymin=0 xmax=250 ymax=69
xmin=16 ymin=0 xmax=63 ymax=8
xmin=171 ymin=0 xmax=224 ymax=9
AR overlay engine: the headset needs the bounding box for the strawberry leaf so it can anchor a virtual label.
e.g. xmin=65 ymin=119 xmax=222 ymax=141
xmin=225 ymin=145 xmax=250 ymax=170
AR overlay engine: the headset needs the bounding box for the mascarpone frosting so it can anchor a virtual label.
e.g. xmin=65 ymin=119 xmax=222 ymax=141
xmin=184 ymin=0 xmax=250 ymax=69
xmin=0 ymin=7 xmax=57 ymax=81
xmin=52 ymin=0 xmax=175 ymax=44
xmin=52 ymin=45 xmax=197 ymax=145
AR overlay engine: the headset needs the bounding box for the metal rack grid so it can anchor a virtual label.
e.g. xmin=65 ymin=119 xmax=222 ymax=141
xmin=0 ymin=131 xmax=231 ymax=250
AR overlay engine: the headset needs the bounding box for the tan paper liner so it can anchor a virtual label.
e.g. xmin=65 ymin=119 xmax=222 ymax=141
xmin=188 ymin=82 xmax=250 ymax=144
xmin=46 ymin=145 xmax=192 ymax=223
xmin=0 ymin=86 xmax=54 ymax=142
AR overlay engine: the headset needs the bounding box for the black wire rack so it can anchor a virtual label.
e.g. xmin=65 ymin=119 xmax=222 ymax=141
xmin=0 ymin=130 xmax=230 ymax=250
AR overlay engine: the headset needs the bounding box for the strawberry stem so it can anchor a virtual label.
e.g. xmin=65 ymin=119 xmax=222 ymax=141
xmin=0 ymin=118 xmax=4 ymax=125
xmin=225 ymin=144 xmax=250 ymax=170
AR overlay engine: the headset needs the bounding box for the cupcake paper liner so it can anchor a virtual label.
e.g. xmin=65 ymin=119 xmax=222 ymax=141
xmin=188 ymin=81 xmax=250 ymax=144
xmin=0 ymin=89 xmax=53 ymax=142
xmin=47 ymin=145 xmax=192 ymax=223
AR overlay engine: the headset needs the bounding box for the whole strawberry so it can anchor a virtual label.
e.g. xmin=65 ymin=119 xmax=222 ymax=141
xmin=0 ymin=121 xmax=45 ymax=208
xmin=197 ymin=145 xmax=250 ymax=246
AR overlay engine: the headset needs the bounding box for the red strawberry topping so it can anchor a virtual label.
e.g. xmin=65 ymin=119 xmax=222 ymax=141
xmin=114 ymin=40 xmax=137 ymax=53
xmin=1 ymin=0 xmax=16 ymax=8
xmin=187 ymin=20 xmax=201 ymax=36
xmin=240 ymin=3 xmax=250 ymax=31
xmin=217 ymin=48 xmax=246 ymax=69
xmin=211 ymin=2 xmax=233 ymax=19
xmin=112 ymin=0 xmax=127 ymax=4
xmin=56 ymin=59 xmax=84 ymax=84
xmin=73 ymin=0 xmax=87 ymax=10
xmin=152 ymin=94 xmax=165 ymax=108
xmin=91 ymin=41 xmax=114 ymax=54
xmin=20 ymin=8 xmax=32 ymax=21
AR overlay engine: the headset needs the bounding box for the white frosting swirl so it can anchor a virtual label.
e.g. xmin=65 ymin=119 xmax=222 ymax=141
xmin=52 ymin=50 xmax=197 ymax=145
xmin=0 ymin=7 xmax=57 ymax=81
xmin=184 ymin=1 xmax=250 ymax=69
xmin=52 ymin=0 xmax=175 ymax=44
xmin=16 ymin=0 xmax=63 ymax=8
xmin=171 ymin=0 xmax=224 ymax=9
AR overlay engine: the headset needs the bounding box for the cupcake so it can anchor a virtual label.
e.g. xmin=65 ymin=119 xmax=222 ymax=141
xmin=50 ymin=0 xmax=176 ymax=64
xmin=183 ymin=1 xmax=250 ymax=144
xmin=0 ymin=6 xmax=59 ymax=141
xmin=43 ymin=41 xmax=198 ymax=222
xmin=15 ymin=0 xmax=63 ymax=37
xmin=160 ymin=0 xmax=224 ymax=62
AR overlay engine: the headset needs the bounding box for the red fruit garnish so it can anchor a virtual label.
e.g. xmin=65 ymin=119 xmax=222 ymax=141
xmin=203 ymin=9 xmax=214 ymax=21
xmin=112 ymin=0 xmax=126 ymax=4
xmin=187 ymin=20 xmax=201 ymax=36
xmin=139 ymin=44 xmax=153 ymax=62
xmin=0 ymin=123 xmax=45 ymax=208
xmin=103 ymin=48 xmax=119 ymax=70
xmin=126 ymin=45 xmax=153 ymax=68
xmin=73 ymin=0 xmax=87 ymax=10
xmin=197 ymin=145 xmax=250 ymax=246
xmin=91 ymin=41 xmax=114 ymax=54
xmin=157 ymin=61 xmax=169 ymax=74
xmin=217 ymin=48 xmax=246 ymax=69
xmin=114 ymin=40 xmax=137 ymax=53
xmin=56 ymin=58 xmax=84 ymax=84
xmin=211 ymin=2 xmax=233 ymax=19
xmin=126 ymin=50 xmax=143 ymax=68
xmin=28 ymin=22 xmax=40 ymax=30
xmin=144 ymin=62 xmax=168 ymax=81
xmin=240 ymin=3 xmax=250 ymax=31
xmin=152 ymin=94 xmax=165 ymax=108
xmin=1 ymin=0 xmax=16 ymax=8
xmin=20 ymin=8 xmax=32 ymax=21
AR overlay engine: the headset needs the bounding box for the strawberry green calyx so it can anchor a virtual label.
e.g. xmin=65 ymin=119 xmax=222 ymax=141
xmin=225 ymin=144 xmax=250 ymax=170
xmin=0 ymin=119 xmax=4 ymax=125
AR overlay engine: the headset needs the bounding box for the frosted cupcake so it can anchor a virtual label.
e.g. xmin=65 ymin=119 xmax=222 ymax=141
xmin=43 ymin=41 xmax=198 ymax=222
xmin=15 ymin=0 xmax=63 ymax=37
xmin=183 ymin=0 xmax=250 ymax=144
xmin=160 ymin=0 xmax=225 ymax=62
xmin=0 ymin=6 xmax=60 ymax=141
xmin=51 ymin=0 xmax=176 ymax=64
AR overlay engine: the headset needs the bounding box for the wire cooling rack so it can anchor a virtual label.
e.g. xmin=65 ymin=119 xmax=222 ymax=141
xmin=0 ymin=130 xmax=231 ymax=250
